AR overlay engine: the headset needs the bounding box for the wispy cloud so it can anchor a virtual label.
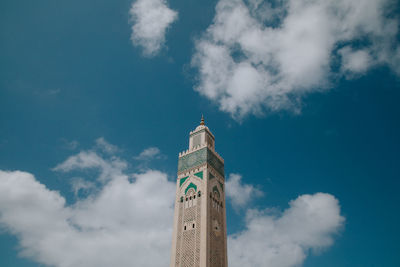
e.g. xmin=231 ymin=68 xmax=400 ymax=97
xmin=48 ymin=88 xmax=61 ymax=95
xmin=95 ymin=137 xmax=119 ymax=154
xmin=129 ymin=0 xmax=178 ymax=56
xmin=60 ymin=139 xmax=79 ymax=150
xmin=71 ymin=177 xmax=96 ymax=196
xmin=53 ymin=150 xmax=127 ymax=183
xmin=192 ymin=0 xmax=400 ymax=119
xmin=134 ymin=147 xmax=163 ymax=160
xmin=225 ymin=173 xmax=263 ymax=210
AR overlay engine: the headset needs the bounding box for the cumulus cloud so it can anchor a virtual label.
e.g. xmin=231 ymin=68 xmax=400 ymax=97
xmin=134 ymin=147 xmax=162 ymax=160
xmin=225 ymin=173 xmax=263 ymax=210
xmin=0 ymin=148 xmax=175 ymax=267
xmin=229 ymin=193 xmax=345 ymax=267
xmin=129 ymin=0 xmax=178 ymax=56
xmin=192 ymin=0 xmax=400 ymax=118
xmin=0 ymin=140 xmax=344 ymax=267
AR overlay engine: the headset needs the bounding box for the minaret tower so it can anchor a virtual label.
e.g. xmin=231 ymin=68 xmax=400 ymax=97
xmin=170 ymin=117 xmax=227 ymax=267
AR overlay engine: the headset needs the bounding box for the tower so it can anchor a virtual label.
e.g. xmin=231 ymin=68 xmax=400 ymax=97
xmin=170 ymin=117 xmax=227 ymax=267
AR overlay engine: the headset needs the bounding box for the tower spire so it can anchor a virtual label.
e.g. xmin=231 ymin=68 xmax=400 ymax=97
xmin=200 ymin=114 xmax=205 ymax=125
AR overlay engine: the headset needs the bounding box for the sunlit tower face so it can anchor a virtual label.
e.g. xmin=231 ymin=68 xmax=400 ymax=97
xmin=170 ymin=117 xmax=227 ymax=267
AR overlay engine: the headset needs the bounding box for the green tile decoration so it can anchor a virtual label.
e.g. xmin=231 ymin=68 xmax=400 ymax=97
xmin=178 ymin=148 xmax=224 ymax=177
xmin=179 ymin=176 xmax=189 ymax=187
xmin=178 ymin=148 xmax=207 ymax=173
xmin=194 ymin=171 xmax=203 ymax=179
xmin=209 ymin=172 xmax=215 ymax=180
xmin=185 ymin=182 xmax=197 ymax=195
xmin=206 ymin=149 xmax=224 ymax=176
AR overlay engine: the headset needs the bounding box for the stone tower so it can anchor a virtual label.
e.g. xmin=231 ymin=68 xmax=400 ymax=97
xmin=170 ymin=117 xmax=227 ymax=267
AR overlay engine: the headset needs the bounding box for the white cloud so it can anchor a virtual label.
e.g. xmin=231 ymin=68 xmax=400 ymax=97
xmin=0 ymin=149 xmax=175 ymax=267
xmin=225 ymin=173 xmax=263 ymax=210
xmin=129 ymin=0 xmax=178 ymax=56
xmin=192 ymin=0 xmax=400 ymax=119
xmin=53 ymin=150 xmax=127 ymax=183
xmin=95 ymin=137 xmax=119 ymax=154
xmin=71 ymin=177 xmax=96 ymax=196
xmin=229 ymin=193 xmax=345 ymax=267
xmin=134 ymin=147 xmax=162 ymax=160
xmin=60 ymin=139 xmax=79 ymax=150
xmin=0 ymin=141 xmax=344 ymax=267
xmin=339 ymin=47 xmax=372 ymax=76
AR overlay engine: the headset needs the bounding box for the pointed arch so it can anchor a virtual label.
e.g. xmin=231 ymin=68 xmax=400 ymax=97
xmin=185 ymin=182 xmax=197 ymax=195
xmin=212 ymin=185 xmax=220 ymax=199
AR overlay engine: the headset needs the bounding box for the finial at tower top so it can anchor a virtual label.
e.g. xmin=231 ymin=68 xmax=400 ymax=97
xmin=200 ymin=114 xmax=205 ymax=125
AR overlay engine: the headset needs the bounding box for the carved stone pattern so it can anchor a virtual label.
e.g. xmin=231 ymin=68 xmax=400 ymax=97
xmin=207 ymin=149 xmax=225 ymax=177
xmin=209 ymin=195 xmax=225 ymax=267
xmin=178 ymin=148 xmax=207 ymax=173
xmin=193 ymin=134 xmax=201 ymax=147
xmin=175 ymin=198 xmax=201 ymax=266
xmin=175 ymin=203 xmax=183 ymax=266
xmin=195 ymin=198 xmax=201 ymax=267
xmin=190 ymin=128 xmax=206 ymax=137
xmin=178 ymin=148 xmax=224 ymax=177
xmin=184 ymin=206 xmax=196 ymax=222
xmin=182 ymin=230 xmax=195 ymax=266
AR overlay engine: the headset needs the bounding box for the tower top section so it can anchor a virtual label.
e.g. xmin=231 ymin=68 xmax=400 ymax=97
xmin=188 ymin=116 xmax=215 ymax=150
xmin=178 ymin=116 xmax=224 ymax=176
xmin=190 ymin=116 xmax=215 ymax=138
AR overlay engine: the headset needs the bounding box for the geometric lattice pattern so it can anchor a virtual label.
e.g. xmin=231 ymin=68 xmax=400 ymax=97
xmin=175 ymin=195 xmax=202 ymax=267
xmin=209 ymin=190 xmax=225 ymax=267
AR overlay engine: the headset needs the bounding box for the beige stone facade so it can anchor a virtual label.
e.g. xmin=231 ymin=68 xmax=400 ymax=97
xmin=170 ymin=119 xmax=227 ymax=267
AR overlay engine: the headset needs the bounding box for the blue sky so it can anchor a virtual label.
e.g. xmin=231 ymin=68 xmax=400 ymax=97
xmin=0 ymin=0 xmax=399 ymax=266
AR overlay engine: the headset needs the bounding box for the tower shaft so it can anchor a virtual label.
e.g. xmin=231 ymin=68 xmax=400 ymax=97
xmin=170 ymin=120 xmax=227 ymax=267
